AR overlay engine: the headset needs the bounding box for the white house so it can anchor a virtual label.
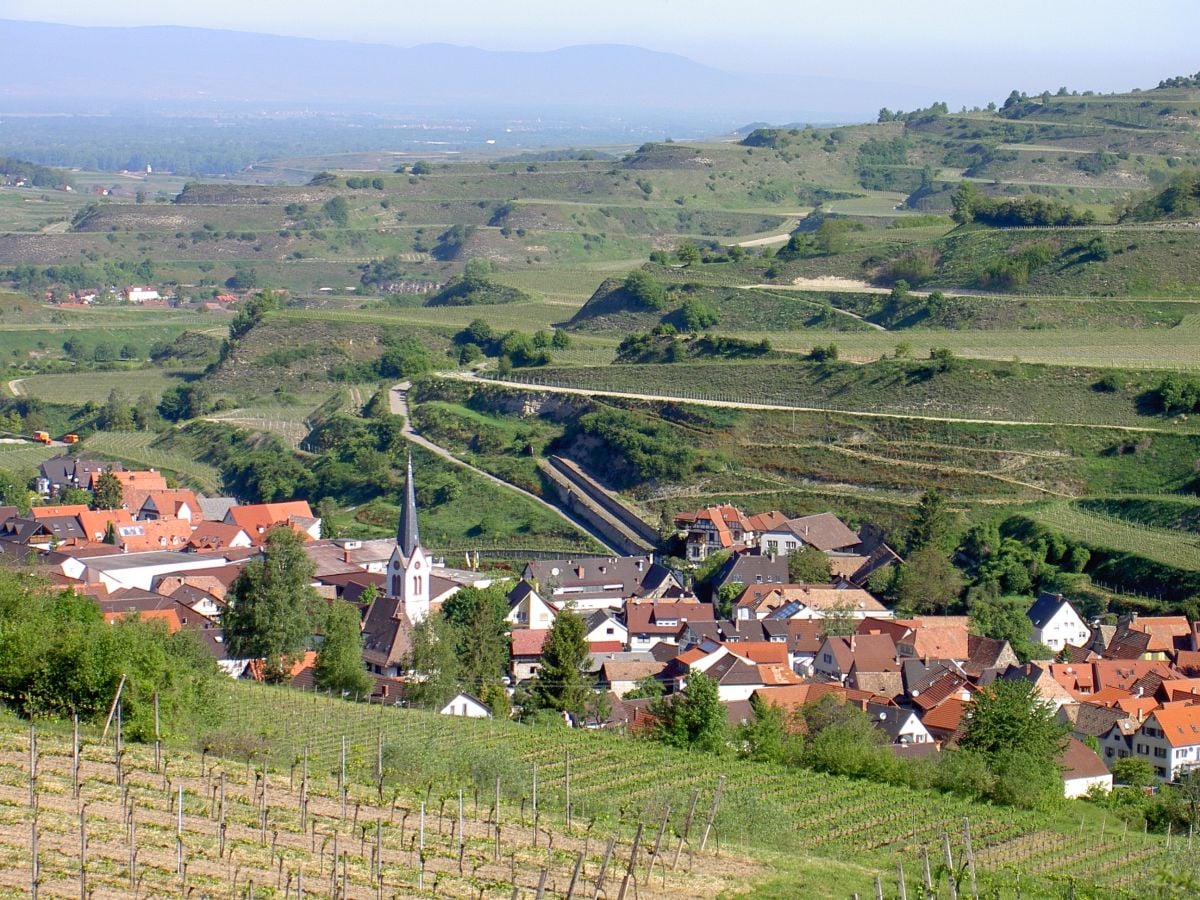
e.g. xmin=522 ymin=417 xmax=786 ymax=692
xmin=73 ymin=550 xmax=231 ymax=592
xmin=1061 ymin=737 xmax=1113 ymax=797
xmin=758 ymin=512 xmax=861 ymax=558
xmin=584 ymin=608 xmax=628 ymax=646
xmin=125 ymin=286 xmax=161 ymax=304
xmin=1134 ymin=706 xmax=1200 ymax=782
xmin=506 ymin=582 xmax=557 ymax=630
xmin=1026 ymin=592 xmax=1090 ymax=653
xmin=866 ymin=702 xmax=933 ymax=745
xmin=439 ymin=692 xmax=492 ymax=719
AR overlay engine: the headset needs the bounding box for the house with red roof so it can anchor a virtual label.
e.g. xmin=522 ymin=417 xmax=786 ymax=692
xmin=1132 ymin=705 xmax=1200 ymax=781
xmin=226 ymin=501 xmax=321 ymax=544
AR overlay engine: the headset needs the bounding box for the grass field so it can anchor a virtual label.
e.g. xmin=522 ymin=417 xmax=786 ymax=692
xmin=82 ymin=431 xmax=222 ymax=494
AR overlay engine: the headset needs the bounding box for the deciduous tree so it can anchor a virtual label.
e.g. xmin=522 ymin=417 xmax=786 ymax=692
xmin=653 ymin=671 xmax=726 ymax=753
xmin=314 ymin=600 xmax=371 ymax=697
xmin=222 ymin=526 xmax=322 ymax=683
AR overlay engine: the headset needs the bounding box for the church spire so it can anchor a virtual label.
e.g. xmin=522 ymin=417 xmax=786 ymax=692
xmin=397 ymin=452 xmax=420 ymax=558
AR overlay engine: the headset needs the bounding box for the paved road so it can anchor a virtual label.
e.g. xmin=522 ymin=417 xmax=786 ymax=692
xmin=388 ymin=382 xmax=616 ymax=551
xmin=438 ymin=371 xmax=1175 ymax=434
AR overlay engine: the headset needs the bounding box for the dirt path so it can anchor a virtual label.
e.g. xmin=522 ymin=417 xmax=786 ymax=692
xmin=440 ymin=371 xmax=1173 ymax=434
xmin=7 ymin=379 xmax=25 ymax=397
xmin=389 ymin=382 xmax=616 ymax=551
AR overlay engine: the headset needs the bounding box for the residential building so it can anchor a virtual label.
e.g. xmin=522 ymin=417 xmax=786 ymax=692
xmin=758 ymin=512 xmax=861 ymax=558
xmin=439 ymin=693 xmax=492 ymax=718
xmin=1027 ymin=592 xmax=1090 ymax=653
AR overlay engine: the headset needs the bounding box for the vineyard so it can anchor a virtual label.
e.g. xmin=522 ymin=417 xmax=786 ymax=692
xmin=201 ymin=682 xmax=1196 ymax=897
xmin=1028 ymin=502 xmax=1200 ymax=573
xmin=0 ymin=681 xmax=1197 ymax=897
xmin=81 ymin=432 xmax=223 ymax=495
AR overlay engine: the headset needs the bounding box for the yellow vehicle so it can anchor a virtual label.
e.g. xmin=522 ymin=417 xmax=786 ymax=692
xmin=32 ymin=431 xmax=51 ymax=444
xmin=63 ymin=434 xmax=80 ymax=444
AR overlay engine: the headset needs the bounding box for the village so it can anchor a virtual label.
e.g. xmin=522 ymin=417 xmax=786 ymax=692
xmin=8 ymin=453 xmax=1200 ymax=803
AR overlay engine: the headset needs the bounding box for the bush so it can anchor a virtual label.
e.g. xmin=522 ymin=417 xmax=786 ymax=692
xmin=623 ymin=270 xmax=667 ymax=310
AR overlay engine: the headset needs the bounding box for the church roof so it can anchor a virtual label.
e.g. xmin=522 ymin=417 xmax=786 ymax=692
xmin=397 ymin=454 xmax=420 ymax=559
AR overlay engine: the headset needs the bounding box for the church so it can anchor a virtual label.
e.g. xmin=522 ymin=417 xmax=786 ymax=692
xmin=361 ymin=455 xmax=434 ymax=678
xmin=387 ymin=454 xmax=430 ymax=623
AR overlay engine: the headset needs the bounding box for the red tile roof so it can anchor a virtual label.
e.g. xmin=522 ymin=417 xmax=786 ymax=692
xmin=510 ymin=629 xmax=549 ymax=657
xmin=1146 ymin=705 xmax=1200 ymax=748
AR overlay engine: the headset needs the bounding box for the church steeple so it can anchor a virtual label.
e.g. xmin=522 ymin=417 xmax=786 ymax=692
xmin=397 ymin=452 xmax=420 ymax=558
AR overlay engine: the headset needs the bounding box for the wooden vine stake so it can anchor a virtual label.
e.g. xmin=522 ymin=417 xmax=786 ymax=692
xmin=962 ymin=817 xmax=978 ymax=900
xmin=78 ymin=804 xmax=87 ymax=900
xmin=699 ymin=776 xmax=725 ymax=852
xmin=592 ymin=836 xmax=616 ymax=900
xmin=72 ymin=712 xmax=80 ymax=800
xmin=617 ymin=823 xmax=644 ymax=900
xmin=942 ymin=832 xmax=958 ymax=900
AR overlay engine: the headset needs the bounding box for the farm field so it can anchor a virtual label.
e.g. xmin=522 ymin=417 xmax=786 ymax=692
xmin=1027 ymin=501 xmax=1200 ymax=572
xmin=0 ymin=708 xmax=752 ymax=899
xmin=0 ymin=441 xmax=59 ymax=475
xmin=479 ymin=360 xmax=1198 ymax=431
xmin=81 ymin=431 xmax=223 ymax=494
xmin=737 ymin=324 xmax=1200 ymax=370
xmin=191 ymin=681 xmax=1193 ymax=898
xmin=20 ymin=369 xmax=189 ymax=404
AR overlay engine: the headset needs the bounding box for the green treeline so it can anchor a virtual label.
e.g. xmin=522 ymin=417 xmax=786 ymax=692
xmin=951 ymin=182 xmax=1096 ymax=227
xmin=0 ymin=570 xmax=223 ymax=740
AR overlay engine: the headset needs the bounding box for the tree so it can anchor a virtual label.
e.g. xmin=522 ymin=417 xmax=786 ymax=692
xmin=530 ymin=606 xmax=590 ymax=718
xmin=441 ymin=584 xmax=510 ymax=699
xmin=652 ymin=671 xmax=726 ymax=753
xmin=959 ymin=677 xmax=1068 ymax=808
xmin=100 ymin=389 xmax=133 ymax=431
xmin=968 ymin=594 xmax=1052 ymax=662
xmin=314 ymin=600 xmax=371 ymax=697
xmin=788 ymin=547 xmax=833 ymax=583
xmin=623 ymin=675 xmax=664 ymax=700
xmin=92 ymin=471 xmax=124 ymax=511
xmin=676 ymin=241 xmax=701 ymax=266
xmin=404 ymin=613 xmax=460 ymax=709
xmin=907 ymin=488 xmax=951 ymax=553
xmin=0 ymin=470 xmax=30 ymax=514
xmin=822 ymin=600 xmax=857 ymax=636
xmin=894 ymin=546 xmax=964 ymax=614
xmin=738 ymin=695 xmax=796 ymax=764
xmin=222 ymin=526 xmax=322 ymax=683
xmin=1111 ymin=757 xmax=1155 ymax=788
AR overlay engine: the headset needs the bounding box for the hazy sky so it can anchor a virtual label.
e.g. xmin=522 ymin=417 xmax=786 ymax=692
xmin=2 ymin=0 xmax=1195 ymax=103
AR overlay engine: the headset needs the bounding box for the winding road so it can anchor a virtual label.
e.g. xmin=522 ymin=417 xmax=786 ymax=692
xmin=387 ymin=382 xmax=616 ymax=551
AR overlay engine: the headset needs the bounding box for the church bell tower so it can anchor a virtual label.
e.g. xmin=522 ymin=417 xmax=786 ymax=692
xmin=388 ymin=454 xmax=430 ymax=623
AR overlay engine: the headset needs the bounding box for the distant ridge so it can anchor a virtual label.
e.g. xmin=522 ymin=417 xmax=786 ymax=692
xmin=0 ymin=19 xmax=925 ymax=123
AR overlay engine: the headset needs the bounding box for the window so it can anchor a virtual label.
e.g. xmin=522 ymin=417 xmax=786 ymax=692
xmin=823 ymin=653 xmax=832 ymax=664
xmin=1154 ymin=747 xmax=1167 ymax=759
xmin=1156 ymin=767 xmax=1167 ymax=779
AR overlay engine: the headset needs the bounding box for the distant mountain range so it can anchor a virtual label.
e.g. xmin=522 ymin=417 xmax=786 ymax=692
xmin=0 ymin=19 xmax=934 ymax=126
